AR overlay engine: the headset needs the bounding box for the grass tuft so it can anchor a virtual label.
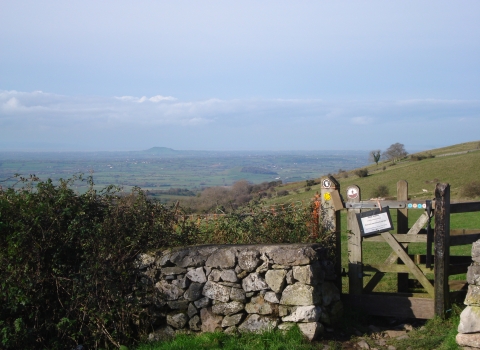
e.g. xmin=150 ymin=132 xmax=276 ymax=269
xmin=136 ymin=326 xmax=318 ymax=350
xmin=390 ymin=305 xmax=463 ymax=350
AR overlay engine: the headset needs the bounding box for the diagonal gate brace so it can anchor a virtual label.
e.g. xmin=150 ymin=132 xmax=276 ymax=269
xmin=381 ymin=231 xmax=434 ymax=297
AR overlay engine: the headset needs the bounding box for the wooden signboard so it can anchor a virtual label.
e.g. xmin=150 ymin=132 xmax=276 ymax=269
xmin=356 ymin=206 xmax=394 ymax=237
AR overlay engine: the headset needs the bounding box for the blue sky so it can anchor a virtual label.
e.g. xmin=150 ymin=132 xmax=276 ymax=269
xmin=1 ymin=1 xmax=479 ymax=152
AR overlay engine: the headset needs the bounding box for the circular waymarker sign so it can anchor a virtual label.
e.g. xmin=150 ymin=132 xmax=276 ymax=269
xmin=324 ymin=193 xmax=332 ymax=201
xmin=322 ymin=179 xmax=332 ymax=189
xmin=346 ymin=187 xmax=359 ymax=199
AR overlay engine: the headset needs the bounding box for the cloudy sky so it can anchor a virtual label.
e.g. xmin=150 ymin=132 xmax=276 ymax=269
xmin=1 ymin=1 xmax=479 ymax=152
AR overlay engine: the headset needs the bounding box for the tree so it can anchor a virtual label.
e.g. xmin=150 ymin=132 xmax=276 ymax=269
xmin=369 ymin=150 xmax=381 ymax=165
xmin=384 ymin=143 xmax=408 ymax=162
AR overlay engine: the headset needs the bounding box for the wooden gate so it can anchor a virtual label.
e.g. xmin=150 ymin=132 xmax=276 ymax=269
xmin=320 ymin=176 xmax=480 ymax=319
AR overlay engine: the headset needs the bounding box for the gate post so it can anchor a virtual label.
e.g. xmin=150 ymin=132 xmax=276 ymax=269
xmin=320 ymin=176 xmax=342 ymax=291
xmin=397 ymin=180 xmax=409 ymax=292
xmin=346 ymin=185 xmax=363 ymax=295
xmin=434 ymin=183 xmax=451 ymax=318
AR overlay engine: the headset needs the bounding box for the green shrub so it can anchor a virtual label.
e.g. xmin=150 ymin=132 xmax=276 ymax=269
xmin=354 ymin=169 xmax=369 ymax=178
xmin=461 ymin=181 xmax=480 ymax=198
xmin=372 ymin=185 xmax=390 ymax=198
xmin=411 ymin=153 xmax=435 ymax=161
xmin=0 ymin=175 xmax=197 ymax=349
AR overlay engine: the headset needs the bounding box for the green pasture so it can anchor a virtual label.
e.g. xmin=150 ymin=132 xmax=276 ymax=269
xmin=0 ymin=151 xmax=368 ymax=197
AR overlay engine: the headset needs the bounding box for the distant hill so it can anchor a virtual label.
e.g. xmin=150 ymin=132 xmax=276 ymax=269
xmin=141 ymin=147 xmax=179 ymax=155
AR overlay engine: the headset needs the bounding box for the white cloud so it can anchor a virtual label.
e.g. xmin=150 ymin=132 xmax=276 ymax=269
xmin=1 ymin=90 xmax=479 ymax=151
xmin=115 ymin=95 xmax=177 ymax=103
xmin=2 ymin=97 xmax=21 ymax=111
xmin=351 ymin=116 xmax=373 ymax=125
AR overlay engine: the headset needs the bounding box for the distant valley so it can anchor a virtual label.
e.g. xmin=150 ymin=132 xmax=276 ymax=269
xmin=0 ymin=148 xmax=369 ymax=201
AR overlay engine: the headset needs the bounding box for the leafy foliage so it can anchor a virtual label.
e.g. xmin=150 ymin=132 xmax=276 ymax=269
xmin=354 ymin=168 xmax=369 ymax=178
xmin=411 ymin=153 xmax=435 ymax=161
xmin=0 ymin=175 xmax=328 ymax=349
xmin=0 ymin=175 xmax=197 ymax=349
xmin=371 ymin=185 xmax=390 ymax=198
xmin=188 ymin=201 xmax=325 ymax=246
xmin=461 ymin=180 xmax=480 ymax=198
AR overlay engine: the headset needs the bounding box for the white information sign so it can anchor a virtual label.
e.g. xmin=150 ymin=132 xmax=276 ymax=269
xmin=360 ymin=212 xmax=392 ymax=235
xmin=356 ymin=206 xmax=394 ymax=236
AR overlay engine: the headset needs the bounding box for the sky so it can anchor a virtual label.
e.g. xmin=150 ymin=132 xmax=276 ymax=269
xmin=1 ymin=1 xmax=479 ymax=152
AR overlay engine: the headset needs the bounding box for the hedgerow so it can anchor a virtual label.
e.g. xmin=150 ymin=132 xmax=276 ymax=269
xmin=0 ymin=175 xmax=199 ymax=349
xmin=0 ymin=175 xmax=326 ymax=349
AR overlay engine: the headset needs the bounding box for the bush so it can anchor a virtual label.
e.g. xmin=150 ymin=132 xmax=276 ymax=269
xmin=354 ymin=169 xmax=369 ymax=178
xmin=461 ymin=181 xmax=480 ymax=198
xmin=305 ymin=179 xmax=317 ymax=187
xmin=411 ymin=153 xmax=435 ymax=161
xmin=0 ymin=175 xmax=197 ymax=349
xmin=372 ymin=185 xmax=390 ymax=198
xmin=277 ymin=190 xmax=289 ymax=197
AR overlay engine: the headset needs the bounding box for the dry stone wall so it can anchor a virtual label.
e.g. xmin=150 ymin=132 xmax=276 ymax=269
xmin=135 ymin=244 xmax=342 ymax=341
xmin=457 ymin=240 xmax=480 ymax=348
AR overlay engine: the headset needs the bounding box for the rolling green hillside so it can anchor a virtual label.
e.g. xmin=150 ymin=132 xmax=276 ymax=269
xmin=265 ymin=140 xmax=480 ymax=205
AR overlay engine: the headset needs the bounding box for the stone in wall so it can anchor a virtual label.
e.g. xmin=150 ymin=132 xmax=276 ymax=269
xmin=212 ymin=301 xmax=244 ymax=316
xmin=468 ymin=264 xmax=480 ymax=286
xmin=205 ymin=248 xmax=236 ymax=269
xmin=238 ymin=314 xmax=279 ymax=333
xmin=265 ymin=269 xmax=287 ymax=293
xmin=245 ymin=295 xmax=277 ymax=315
xmin=459 ymin=306 xmax=480 ymax=334
xmin=473 ymin=241 xmax=480 ymax=263
xmin=280 ymin=283 xmax=321 ymax=306
xmin=242 ymin=272 xmax=269 ymax=292
xmin=155 ymin=280 xmax=184 ymax=300
xmin=202 ymin=281 xmax=231 ymax=302
xmin=292 ymin=261 xmax=323 ymax=285
xmin=237 ymin=250 xmax=261 ymax=272
xmin=186 ymin=267 xmax=207 ymax=283
xmin=465 ymin=285 xmax=480 ymax=307
xmin=200 ymin=307 xmax=223 ymax=332
xmin=281 ymin=305 xmax=322 ymax=323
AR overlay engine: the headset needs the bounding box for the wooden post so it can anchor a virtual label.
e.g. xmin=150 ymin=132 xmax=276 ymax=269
xmin=397 ymin=180 xmax=409 ymax=292
xmin=347 ymin=185 xmax=363 ymax=295
xmin=434 ymin=183 xmax=451 ymax=318
xmin=320 ymin=176 xmax=342 ymax=291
